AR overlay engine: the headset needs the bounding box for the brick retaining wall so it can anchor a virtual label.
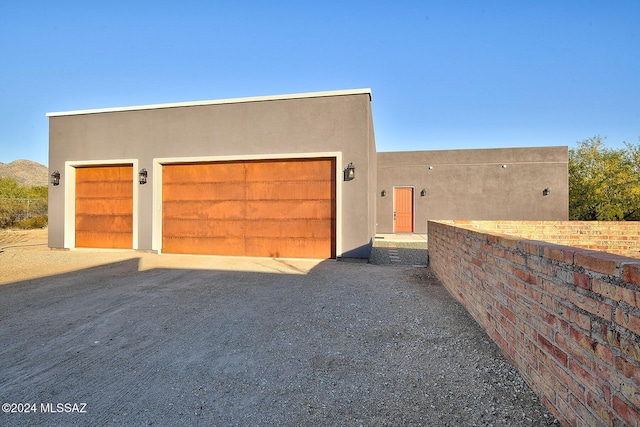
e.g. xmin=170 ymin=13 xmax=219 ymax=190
xmin=448 ymin=220 xmax=640 ymax=258
xmin=428 ymin=220 xmax=640 ymax=426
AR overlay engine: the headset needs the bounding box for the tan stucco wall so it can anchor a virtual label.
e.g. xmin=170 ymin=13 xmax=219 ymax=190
xmin=48 ymin=91 xmax=376 ymax=258
xmin=376 ymin=146 xmax=569 ymax=233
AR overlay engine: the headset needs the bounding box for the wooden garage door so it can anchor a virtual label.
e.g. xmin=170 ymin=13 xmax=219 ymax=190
xmin=76 ymin=165 xmax=133 ymax=249
xmin=162 ymin=158 xmax=336 ymax=258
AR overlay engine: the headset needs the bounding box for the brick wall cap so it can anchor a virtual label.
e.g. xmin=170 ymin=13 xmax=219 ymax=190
xmin=622 ymin=263 xmax=640 ymax=287
xmin=575 ymin=250 xmax=636 ymax=276
xmin=519 ymin=239 xmax=546 ymax=256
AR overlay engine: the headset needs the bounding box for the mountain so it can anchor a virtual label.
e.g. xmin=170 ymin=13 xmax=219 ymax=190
xmin=0 ymin=160 xmax=49 ymax=187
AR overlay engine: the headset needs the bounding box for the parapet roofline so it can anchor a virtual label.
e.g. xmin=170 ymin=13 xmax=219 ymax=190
xmin=46 ymin=88 xmax=372 ymax=117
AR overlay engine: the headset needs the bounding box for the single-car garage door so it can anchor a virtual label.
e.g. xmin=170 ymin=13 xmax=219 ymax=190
xmin=162 ymin=158 xmax=336 ymax=258
xmin=75 ymin=165 xmax=133 ymax=249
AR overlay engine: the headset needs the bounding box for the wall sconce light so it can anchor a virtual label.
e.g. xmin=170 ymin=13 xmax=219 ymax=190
xmin=344 ymin=162 xmax=355 ymax=181
xmin=139 ymin=168 xmax=148 ymax=185
xmin=501 ymin=164 xmax=507 ymax=169
xmin=421 ymin=189 xmax=426 ymax=197
xmin=50 ymin=170 xmax=61 ymax=186
xmin=381 ymin=189 xmax=386 ymax=197
xmin=428 ymin=166 xmax=433 ymax=170
xmin=543 ymin=188 xmax=550 ymax=196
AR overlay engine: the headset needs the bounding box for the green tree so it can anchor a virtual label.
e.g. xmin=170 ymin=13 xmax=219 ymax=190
xmin=569 ymin=136 xmax=640 ymax=220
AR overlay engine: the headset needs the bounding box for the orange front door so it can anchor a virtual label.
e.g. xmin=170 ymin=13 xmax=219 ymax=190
xmin=394 ymin=187 xmax=414 ymax=233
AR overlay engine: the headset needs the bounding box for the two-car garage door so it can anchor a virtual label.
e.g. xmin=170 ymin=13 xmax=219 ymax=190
xmin=162 ymin=158 xmax=336 ymax=258
xmin=73 ymin=158 xmax=336 ymax=258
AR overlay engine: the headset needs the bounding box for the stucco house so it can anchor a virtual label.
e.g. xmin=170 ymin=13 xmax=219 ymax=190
xmin=47 ymin=88 xmax=568 ymax=259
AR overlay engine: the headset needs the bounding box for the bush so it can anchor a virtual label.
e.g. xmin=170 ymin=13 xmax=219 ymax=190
xmin=13 ymin=215 xmax=48 ymax=229
xmin=0 ymin=178 xmax=48 ymax=229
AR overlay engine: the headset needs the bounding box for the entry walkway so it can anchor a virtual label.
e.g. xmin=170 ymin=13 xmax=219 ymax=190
xmin=371 ymin=234 xmax=429 ymax=266
xmin=374 ymin=233 xmax=428 ymax=248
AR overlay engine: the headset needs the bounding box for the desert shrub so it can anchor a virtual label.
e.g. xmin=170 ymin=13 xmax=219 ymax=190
xmin=0 ymin=178 xmax=48 ymax=229
xmin=14 ymin=215 xmax=48 ymax=229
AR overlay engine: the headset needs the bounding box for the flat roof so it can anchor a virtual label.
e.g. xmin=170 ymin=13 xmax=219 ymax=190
xmin=46 ymin=88 xmax=372 ymax=117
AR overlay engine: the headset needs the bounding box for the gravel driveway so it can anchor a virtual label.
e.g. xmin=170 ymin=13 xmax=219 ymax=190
xmin=0 ymin=232 xmax=557 ymax=426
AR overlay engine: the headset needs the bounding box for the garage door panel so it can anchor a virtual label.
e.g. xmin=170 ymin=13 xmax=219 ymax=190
xmin=245 ymin=219 xmax=334 ymax=238
xmin=162 ymin=159 xmax=335 ymax=258
xmin=77 ymin=166 xmax=132 ymax=182
xmin=246 ymin=181 xmax=332 ymax=201
xmin=163 ymin=200 xmax=246 ymax=220
xmin=246 ymin=159 xmax=334 ymax=182
xmin=163 ymin=218 xmax=244 ymax=237
xmin=245 ymin=200 xmax=333 ymax=220
xmin=76 ymin=165 xmax=133 ymax=249
xmin=76 ymin=231 xmax=133 ymax=249
xmin=77 ymin=214 xmax=132 ymax=231
xmin=76 ymin=182 xmax=132 ymax=198
xmin=164 ymin=163 xmax=245 ymax=183
xmin=245 ymin=237 xmax=331 ymax=259
xmin=163 ymin=236 xmax=245 ymax=256
xmin=163 ymin=182 xmax=245 ymax=201
xmin=76 ymin=198 xmax=132 ymax=215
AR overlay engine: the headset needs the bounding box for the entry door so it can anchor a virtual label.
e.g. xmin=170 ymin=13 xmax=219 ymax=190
xmin=394 ymin=187 xmax=414 ymax=233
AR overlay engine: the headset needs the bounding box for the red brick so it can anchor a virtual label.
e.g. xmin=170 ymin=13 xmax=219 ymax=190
xmin=620 ymin=333 xmax=640 ymax=363
xmin=556 ymin=395 xmax=578 ymax=426
xmin=570 ymin=327 xmax=613 ymax=364
xmin=571 ymin=393 xmax=609 ymax=427
xmin=603 ymin=325 xmax=640 ymax=363
xmin=620 ymin=380 xmax=640 ymax=408
xmin=575 ymin=251 xmax=624 ymax=276
xmin=559 ymin=331 xmax=595 ymax=367
xmin=573 ymin=308 xmax=593 ymax=330
xmin=613 ymin=395 xmax=640 ymax=426
xmin=574 ymin=272 xmax=591 ymax=290
xmin=623 ymin=263 xmax=640 ymax=286
xmin=515 ymin=268 xmax=537 ymax=285
xmin=520 ymin=239 xmax=544 ymax=256
xmin=615 ymin=356 xmax=640 ymax=385
xmin=544 ymin=243 xmax=576 ymax=264
xmin=538 ymin=333 xmax=569 ymax=366
xmin=498 ymin=304 xmax=516 ymax=323
xmin=569 ymin=289 xmax=613 ymax=320
xmin=586 ymin=392 xmax=615 ymax=427
xmin=487 ymin=234 xmax=500 ymax=244
xmin=593 ymin=360 xmax=615 ymax=384
xmin=592 ymin=278 xmax=620 ymax=301
xmin=497 ymin=235 xmax=519 ymax=250
xmin=616 ymin=308 xmax=640 ymax=336
xmin=569 ymin=360 xmax=610 ymax=401
xmin=529 ymin=364 xmax=558 ymax=403
xmin=543 ymin=278 xmax=569 ymax=299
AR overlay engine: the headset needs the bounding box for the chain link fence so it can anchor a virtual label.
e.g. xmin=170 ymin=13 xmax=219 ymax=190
xmin=0 ymin=198 xmax=48 ymax=228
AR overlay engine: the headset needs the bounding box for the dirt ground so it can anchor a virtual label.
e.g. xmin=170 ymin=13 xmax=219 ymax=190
xmin=0 ymin=229 xmax=558 ymax=426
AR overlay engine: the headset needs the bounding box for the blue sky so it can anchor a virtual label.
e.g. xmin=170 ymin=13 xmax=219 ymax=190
xmin=1 ymin=1 xmax=638 ymax=166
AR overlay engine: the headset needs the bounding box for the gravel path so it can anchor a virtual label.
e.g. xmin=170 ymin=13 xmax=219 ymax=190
xmin=0 ymin=231 xmax=558 ymax=426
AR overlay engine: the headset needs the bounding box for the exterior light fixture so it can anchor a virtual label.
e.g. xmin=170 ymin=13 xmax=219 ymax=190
xmin=501 ymin=164 xmax=507 ymax=169
xmin=421 ymin=189 xmax=426 ymax=197
xmin=344 ymin=163 xmax=355 ymax=181
xmin=381 ymin=189 xmax=386 ymax=197
xmin=543 ymin=188 xmax=550 ymax=196
xmin=139 ymin=168 xmax=148 ymax=185
xmin=428 ymin=166 xmax=433 ymax=170
xmin=50 ymin=170 xmax=61 ymax=186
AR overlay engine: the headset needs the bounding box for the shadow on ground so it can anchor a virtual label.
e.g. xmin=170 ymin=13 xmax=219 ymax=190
xmin=0 ymin=257 xmax=557 ymax=426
